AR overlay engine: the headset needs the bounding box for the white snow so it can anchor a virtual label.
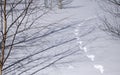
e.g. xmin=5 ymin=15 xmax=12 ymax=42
xmin=33 ymin=0 xmax=120 ymax=74
xmin=74 ymin=29 xmax=79 ymax=32
xmin=68 ymin=65 xmax=74 ymax=69
xmin=87 ymin=54 xmax=95 ymax=61
xmin=82 ymin=46 xmax=88 ymax=53
xmin=12 ymin=0 xmax=120 ymax=75
xmin=77 ymin=41 xmax=83 ymax=44
xmin=94 ymin=65 xmax=104 ymax=74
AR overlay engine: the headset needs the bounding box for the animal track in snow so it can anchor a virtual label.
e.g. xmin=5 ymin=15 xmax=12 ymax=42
xmin=74 ymin=24 xmax=104 ymax=74
xmin=86 ymin=54 xmax=95 ymax=61
xmin=80 ymin=46 xmax=87 ymax=53
xmin=94 ymin=65 xmax=104 ymax=74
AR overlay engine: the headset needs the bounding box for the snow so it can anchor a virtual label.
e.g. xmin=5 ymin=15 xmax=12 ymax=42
xmin=87 ymin=54 xmax=95 ymax=61
xmin=39 ymin=0 xmax=120 ymax=75
xmin=68 ymin=65 xmax=74 ymax=69
xmin=4 ymin=0 xmax=120 ymax=75
xmin=94 ymin=64 xmax=104 ymax=74
xmin=77 ymin=41 xmax=83 ymax=44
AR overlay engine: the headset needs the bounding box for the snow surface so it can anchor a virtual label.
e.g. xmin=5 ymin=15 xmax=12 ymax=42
xmin=4 ymin=0 xmax=120 ymax=75
xmin=36 ymin=0 xmax=120 ymax=75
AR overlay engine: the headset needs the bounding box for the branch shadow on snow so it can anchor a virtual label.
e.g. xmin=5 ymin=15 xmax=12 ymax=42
xmin=63 ymin=5 xmax=84 ymax=9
